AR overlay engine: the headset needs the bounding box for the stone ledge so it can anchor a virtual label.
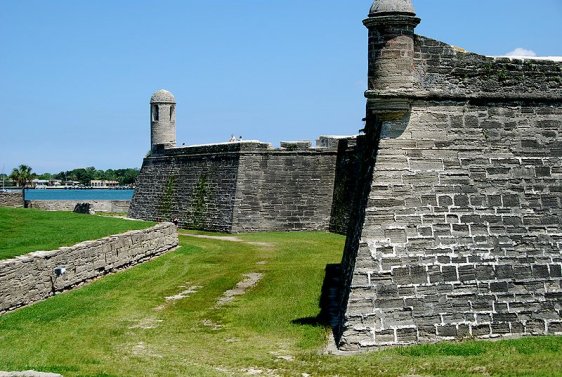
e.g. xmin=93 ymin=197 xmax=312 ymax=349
xmin=365 ymin=89 xmax=562 ymax=103
xmin=0 ymin=372 xmax=62 ymax=377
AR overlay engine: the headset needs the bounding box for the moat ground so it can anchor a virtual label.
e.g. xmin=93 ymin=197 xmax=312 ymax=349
xmin=0 ymin=229 xmax=561 ymax=377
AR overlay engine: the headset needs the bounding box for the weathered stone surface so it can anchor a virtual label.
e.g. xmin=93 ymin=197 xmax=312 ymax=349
xmin=26 ymin=200 xmax=130 ymax=213
xmin=130 ymin=138 xmax=355 ymax=233
xmin=232 ymin=149 xmax=338 ymax=232
xmin=330 ymin=137 xmax=366 ymax=235
xmin=0 ymin=223 xmax=178 ymax=314
xmin=129 ymin=143 xmax=242 ymax=232
xmin=0 ymin=192 xmax=24 ymax=208
xmin=337 ymin=0 xmax=562 ymax=351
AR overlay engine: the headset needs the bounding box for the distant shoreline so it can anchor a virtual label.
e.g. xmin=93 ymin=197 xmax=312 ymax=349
xmin=3 ymin=187 xmax=133 ymax=191
xmin=28 ymin=186 xmax=132 ymax=190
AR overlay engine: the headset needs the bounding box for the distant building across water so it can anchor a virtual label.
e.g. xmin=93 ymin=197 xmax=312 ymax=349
xmin=90 ymin=180 xmax=119 ymax=188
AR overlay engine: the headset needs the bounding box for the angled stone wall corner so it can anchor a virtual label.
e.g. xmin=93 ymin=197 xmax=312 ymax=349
xmin=336 ymin=0 xmax=562 ymax=352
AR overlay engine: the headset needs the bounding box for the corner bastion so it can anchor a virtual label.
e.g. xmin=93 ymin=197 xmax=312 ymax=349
xmin=335 ymin=0 xmax=562 ymax=350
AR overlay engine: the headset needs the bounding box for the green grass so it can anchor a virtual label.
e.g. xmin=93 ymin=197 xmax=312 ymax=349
xmin=0 ymin=207 xmax=154 ymax=260
xmin=0 ymin=230 xmax=561 ymax=376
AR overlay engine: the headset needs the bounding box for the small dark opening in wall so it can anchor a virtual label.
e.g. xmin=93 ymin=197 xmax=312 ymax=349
xmin=170 ymin=105 xmax=175 ymax=121
xmin=152 ymin=105 xmax=159 ymax=121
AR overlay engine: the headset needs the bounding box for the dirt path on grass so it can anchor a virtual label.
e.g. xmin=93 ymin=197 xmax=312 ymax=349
xmin=179 ymin=233 xmax=270 ymax=306
xmin=180 ymin=233 xmax=274 ymax=248
xmin=180 ymin=233 xmax=243 ymax=242
xmin=216 ymin=272 xmax=263 ymax=306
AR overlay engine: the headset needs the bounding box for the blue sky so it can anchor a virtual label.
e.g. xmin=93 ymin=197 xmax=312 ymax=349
xmin=1 ymin=0 xmax=561 ymax=174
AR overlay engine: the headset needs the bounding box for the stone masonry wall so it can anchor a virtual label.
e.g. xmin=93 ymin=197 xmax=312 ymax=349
xmin=412 ymin=36 xmax=562 ymax=99
xmin=337 ymin=35 xmax=562 ymax=350
xmin=329 ymin=137 xmax=366 ymax=235
xmin=339 ymin=102 xmax=562 ymax=350
xmin=25 ymin=200 xmax=130 ymax=213
xmin=0 ymin=192 xmax=24 ymax=208
xmin=231 ymin=150 xmax=339 ymax=232
xmin=0 ymin=223 xmax=178 ymax=314
xmin=129 ymin=144 xmax=242 ymax=232
xmin=130 ymin=141 xmax=350 ymax=233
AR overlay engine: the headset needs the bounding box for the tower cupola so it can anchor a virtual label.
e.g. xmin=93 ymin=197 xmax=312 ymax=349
xmin=150 ymin=89 xmax=176 ymax=152
xmin=369 ymin=0 xmax=416 ymax=16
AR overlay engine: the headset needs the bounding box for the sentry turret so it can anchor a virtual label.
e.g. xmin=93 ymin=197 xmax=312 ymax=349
xmin=150 ymin=89 xmax=176 ymax=153
xmin=364 ymin=0 xmax=420 ymax=119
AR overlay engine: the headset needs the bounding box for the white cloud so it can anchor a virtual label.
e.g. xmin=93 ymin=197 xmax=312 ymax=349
xmin=504 ymin=48 xmax=537 ymax=57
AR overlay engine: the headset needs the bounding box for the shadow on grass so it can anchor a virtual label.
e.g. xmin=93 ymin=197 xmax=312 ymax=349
xmin=292 ymin=264 xmax=341 ymax=329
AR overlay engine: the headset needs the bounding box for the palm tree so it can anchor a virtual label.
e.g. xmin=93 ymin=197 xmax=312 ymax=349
xmin=9 ymin=164 xmax=35 ymax=188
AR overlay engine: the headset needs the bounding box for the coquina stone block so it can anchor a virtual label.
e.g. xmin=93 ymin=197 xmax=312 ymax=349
xmin=0 ymin=192 xmax=23 ymax=208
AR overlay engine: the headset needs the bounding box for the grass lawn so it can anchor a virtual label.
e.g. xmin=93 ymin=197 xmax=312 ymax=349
xmin=0 ymin=231 xmax=560 ymax=376
xmin=0 ymin=207 xmax=154 ymax=260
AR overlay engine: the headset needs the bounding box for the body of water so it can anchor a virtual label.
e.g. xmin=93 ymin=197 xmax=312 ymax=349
xmin=24 ymin=189 xmax=135 ymax=201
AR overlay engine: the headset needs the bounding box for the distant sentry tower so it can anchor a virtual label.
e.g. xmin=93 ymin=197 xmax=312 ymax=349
xmin=150 ymin=89 xmax=176 ymax=152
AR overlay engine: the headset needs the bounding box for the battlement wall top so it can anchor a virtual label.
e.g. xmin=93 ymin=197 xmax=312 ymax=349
xmin=491 ymin=56 xmax=562 ymax=62
xmin=365 ymin=35 xmax=562 ymax=103
xmin=153 ymin=141 xmax=271 ymax=156
xmin=151 ymin=135 xmax=357 ymax=157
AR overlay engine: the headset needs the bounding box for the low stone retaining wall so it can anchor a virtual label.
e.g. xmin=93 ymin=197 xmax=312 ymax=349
xmin=0 ymin=223 xmax=178 ymax=314
xmin=25 ymin=200 xmax=130 ymax=213
xmin=0 ymin=371 xmax=62 ymax=377
xmin=0 ymin=192 xmax=24 ymax=208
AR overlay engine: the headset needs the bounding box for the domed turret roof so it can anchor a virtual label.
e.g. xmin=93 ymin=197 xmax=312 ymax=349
xmin=150 ymin=89 xmax=176 ymax=104
xmin=369 ymin=0 xmax=416 ymax=16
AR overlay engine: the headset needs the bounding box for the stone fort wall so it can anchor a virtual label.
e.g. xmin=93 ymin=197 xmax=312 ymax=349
xmin=329 ymin=137 xmax=367 ymax=235
xmin=129 ymin=140 xmax=351 ymax=233
xmin=232 ymin=148 xmax=339 ymax=232
xmin=130 ymin=143 xmax=247 ymax=232
xmin=337 ymin=33 xmax=562 ymax=349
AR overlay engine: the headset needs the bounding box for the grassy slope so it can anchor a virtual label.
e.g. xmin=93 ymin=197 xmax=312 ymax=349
xmin=0 ymin=208 xmax=154 ymax=260
xmin=0 ymin=231 xmax=560 ymax=377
